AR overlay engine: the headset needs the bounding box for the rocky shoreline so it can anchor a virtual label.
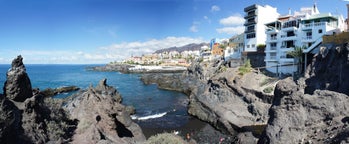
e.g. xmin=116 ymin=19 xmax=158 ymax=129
xmin=87 ymin=63 xmax=187 ymax=73
xmin=140 ymin=42 xmax=349 ymax=143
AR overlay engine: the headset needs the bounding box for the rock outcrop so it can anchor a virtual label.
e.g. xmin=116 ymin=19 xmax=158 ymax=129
xmin=259 ymin=78 xmax=349 ymax=144
xmin=0 ymin=56 xmax=145 ymax=143
xmin=3 ymin=55 xmax=33 ymax=102
xmin=305 ymin=42 xmax=349 ymax=95
xmin=0 ymin=55 xmax=76 ymax=143
xmin=142 ymin=59 xmax=276 ymax=137
xmin=64 ymin=79 xmax=145 ymax=144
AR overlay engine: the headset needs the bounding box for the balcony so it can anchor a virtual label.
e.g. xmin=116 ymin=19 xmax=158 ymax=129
xmin=244 ymin=4 xmax=257 ymax=12
xmin=244 ymin=20 xmax=257 ymax=26
xmin=267 ymin=36 xmax=277 ymax=42
xmin=265 ymin=56 xmax=277 ymax=61
xmin=244 ymin=11 xmax=257 ymax=19
xmin=266 ymin=28 xmax=279 ymax=34
xmin=280 ymin=34 xmax=297 ymax=40
xmin=301 ymin=22 xmax=337 ymax=30
xmin=245 ymin=29 xmax=256 ymax=33
xmin=302 ymin=36 xmax=313 ymax=42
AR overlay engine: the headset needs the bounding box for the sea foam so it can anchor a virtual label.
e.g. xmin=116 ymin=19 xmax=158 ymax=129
xmin=131 ymin=112 xmax=167 ymax=121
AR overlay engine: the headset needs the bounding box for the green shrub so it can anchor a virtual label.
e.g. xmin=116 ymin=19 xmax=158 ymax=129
xmin=263 ymin=87 xmax=274 ymax=93
xmin=146 ymin=133 xmax=188 ymax=144
xmin=219 ymin=65 xmax=227 ymax=72
xmin=238 ymin=59 xmax=252 ymax=75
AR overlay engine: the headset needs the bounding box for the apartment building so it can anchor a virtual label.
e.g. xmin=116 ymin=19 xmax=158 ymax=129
xmin=264 ymin=4 xmax=346 ymax=74
xmin=244 ymin=4 xmax=279 ymax=52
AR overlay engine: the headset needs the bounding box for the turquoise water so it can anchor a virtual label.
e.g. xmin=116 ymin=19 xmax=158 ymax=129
xmin=0 ymin=64 xmax=189 ymax=128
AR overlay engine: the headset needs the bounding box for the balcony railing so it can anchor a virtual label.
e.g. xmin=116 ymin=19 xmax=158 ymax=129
xmin=270 ymin=47 xmax=277 ymax=50
xmin=302 ymin=22 xmax=337 ymax=29
xmin=303 ymin=36 xmax=312 ymax=40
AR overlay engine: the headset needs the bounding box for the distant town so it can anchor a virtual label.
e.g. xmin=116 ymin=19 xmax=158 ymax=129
xmin=119 ymin=3 xmax=349 ymax=75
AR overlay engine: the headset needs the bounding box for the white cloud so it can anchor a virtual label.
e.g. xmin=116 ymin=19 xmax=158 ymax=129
xmin=219 ymin=14 xmax=245 ymax=26
xmin=0 ymin=37 xmax=205 ymax=64
xmin=203 ymin=16 xmax=211 ymax=24
xmin=216 ymin=26 xmax=245 ymax=35
xmin=211 ymin=5 xmax=220 ymax=12
xmin=190 ymin=25 xmax=198 ymax=32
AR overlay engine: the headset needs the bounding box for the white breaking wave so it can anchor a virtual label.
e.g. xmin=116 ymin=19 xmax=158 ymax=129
xmin=131 ymin=112 xmax=167 ymax=121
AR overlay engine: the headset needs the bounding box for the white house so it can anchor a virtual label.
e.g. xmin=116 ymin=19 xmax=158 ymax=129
xmin=264 ymin=4 xmax=346 ymax=74
xmin=244 ymin=4 xmax=280 ymax=52
xmin=224 ymin=33 xmax=244 ymax=60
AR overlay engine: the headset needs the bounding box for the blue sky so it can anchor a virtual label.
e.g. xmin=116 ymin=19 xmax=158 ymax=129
xmin=0 ymin=0 xmax=348 ymax=64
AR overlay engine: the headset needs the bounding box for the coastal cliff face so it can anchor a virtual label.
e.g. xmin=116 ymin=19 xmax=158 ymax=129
xmin=142 ymin=59 xmax=276 ymax=139
xmin=184 ymin=60 xmax=274 ymax=136
xmin=0 ymin=56 xmax=145 ymax=143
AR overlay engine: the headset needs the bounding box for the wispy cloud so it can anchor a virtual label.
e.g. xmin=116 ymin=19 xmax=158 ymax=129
xmin=211 ymin=5 xmax=220 ymax=12
xmin=190 ymin=25 xmax=198 ymax=32
xmin=216 ymin=14 xmax=244 ymax=35
xmin=219 ymin=14 xmax=245 ymax=26
xmin=203 ymin=16 xmax=211 ymax=24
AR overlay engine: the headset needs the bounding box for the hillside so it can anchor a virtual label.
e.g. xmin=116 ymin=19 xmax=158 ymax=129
xmin=154 ymin=43 xmax=208 ymax=53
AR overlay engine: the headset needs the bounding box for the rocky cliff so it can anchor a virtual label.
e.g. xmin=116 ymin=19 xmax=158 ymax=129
xmin=141 ymin=59 xmax=277 ymax=139
xmin=0 ymin=56 xmax=145 ymax=143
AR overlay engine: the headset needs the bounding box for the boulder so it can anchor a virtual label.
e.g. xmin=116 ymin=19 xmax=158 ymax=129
xmin=64 ymin=79 xmax=145 ymax=144
xmin=4 ymin=55 xmax=33 ymax=102
xmin=259 ymin=78 xmax=349 ymax=144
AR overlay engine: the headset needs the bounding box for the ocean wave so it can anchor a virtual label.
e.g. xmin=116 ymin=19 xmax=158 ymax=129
xmin=131 ymin=112 xmax=167 ymax=121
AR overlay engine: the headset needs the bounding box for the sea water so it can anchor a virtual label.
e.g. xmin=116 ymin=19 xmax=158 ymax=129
xmin=0 ymin=64 xmax=190 ymax=128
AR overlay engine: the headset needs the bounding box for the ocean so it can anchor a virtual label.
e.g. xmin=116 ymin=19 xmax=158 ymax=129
xmin=0 ymin=64 xmax=190 ymax=128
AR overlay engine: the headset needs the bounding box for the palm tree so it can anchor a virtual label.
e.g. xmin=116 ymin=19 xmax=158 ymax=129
xmin=287 ymin=46 xmax=306 ymax=74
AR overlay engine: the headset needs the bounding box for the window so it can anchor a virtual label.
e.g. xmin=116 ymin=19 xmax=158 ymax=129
xmin=247 ymin=45 xmax=250 ymax=48
xmin=252 ymin=44 xmax=255 ymax=48
xmin=246 ymin=33 xmax=256 ymax=39
xmin=318 ymin=29 xmax=323 ymax=34
xmin=270 ymin=43 xmax=277 ymax=47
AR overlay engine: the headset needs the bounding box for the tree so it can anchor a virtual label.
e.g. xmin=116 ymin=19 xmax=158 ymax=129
xmin=287 ymin=46 xmax=306 ymax=74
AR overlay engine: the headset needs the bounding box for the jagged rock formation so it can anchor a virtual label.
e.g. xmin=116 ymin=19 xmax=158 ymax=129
xmin=3 ymin=55 xmax=33 ymax=102
xmin=0 ymin=56 xmax=145 ymax=143
xmin=64 ymin=79 xmax=146 ymax=144
xmin=0 ymin=55 xmax=76 ymax=143
xmin=305 ymin=42 xmax=349 ymax=95
xmin=259 ymin=78 xmax=349 ymax=143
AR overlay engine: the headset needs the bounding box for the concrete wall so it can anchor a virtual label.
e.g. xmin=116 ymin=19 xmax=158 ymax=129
xmin=242 ymin=51 xmax=265 ymax=68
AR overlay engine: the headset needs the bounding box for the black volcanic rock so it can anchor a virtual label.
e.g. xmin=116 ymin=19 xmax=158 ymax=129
xmin=305 ymin=43 xmax=349 ymax=95
xmin=259 ymin=78 xmax=349 ymax=144
xmin=64 ymin=79 xmax=145 ymax=143
xmin=4 ymin=55 xmax=33 ymax=102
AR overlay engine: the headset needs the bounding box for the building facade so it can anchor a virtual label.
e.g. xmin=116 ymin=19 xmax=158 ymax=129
xmin=264 ymin=4 xmax=346 ymax=74
xmin=224 ymin=33 xmax=244 ymax=60
xmin=244 ymin=4 xmax=279 ymax=52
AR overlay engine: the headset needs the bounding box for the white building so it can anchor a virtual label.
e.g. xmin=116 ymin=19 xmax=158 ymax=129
xmin=224 ymin=33 xmax=244 ymax=60
xmin=244 ymin=4 xmax=280 ymax=52
xmin=264 ymin=4 xmax=346 ymax=74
